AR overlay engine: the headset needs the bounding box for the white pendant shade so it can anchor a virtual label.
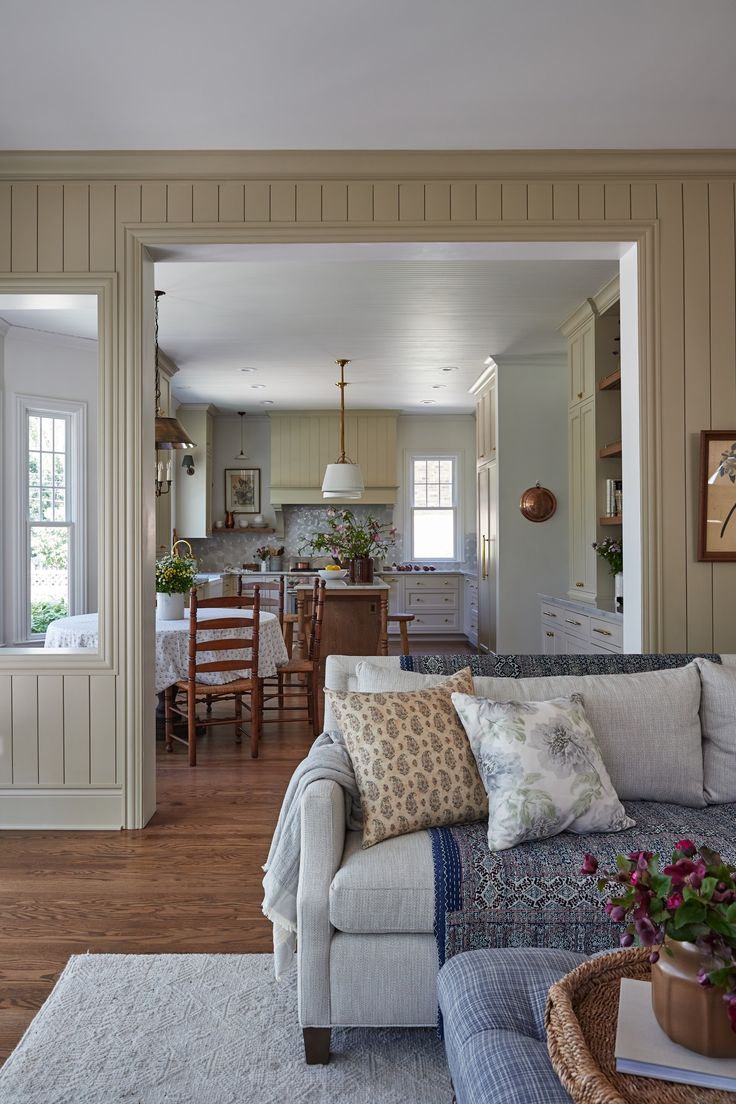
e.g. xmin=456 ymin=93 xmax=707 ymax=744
xmin=322 ymin=461 xmax=365 ymax=499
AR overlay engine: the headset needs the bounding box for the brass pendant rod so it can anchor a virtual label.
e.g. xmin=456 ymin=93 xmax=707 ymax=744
xmin=336 ymin=358 xmax=350 ymax=463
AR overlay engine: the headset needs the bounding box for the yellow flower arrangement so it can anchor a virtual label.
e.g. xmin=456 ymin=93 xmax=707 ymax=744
xmin=155 ymin=553 xmax=198 ymax=595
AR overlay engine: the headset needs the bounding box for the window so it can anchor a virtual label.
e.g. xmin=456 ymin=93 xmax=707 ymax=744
xmin=17 ymin=398 xmax=87 ymax=640
xmin=410 ymin=455 xmax=458 ymax=560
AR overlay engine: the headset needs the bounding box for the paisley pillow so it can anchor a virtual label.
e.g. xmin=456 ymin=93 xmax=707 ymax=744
xmin=325 ymin=668 xmax=487 ymax=848
xmin=451 ymin=692 xmax=634 ymax=852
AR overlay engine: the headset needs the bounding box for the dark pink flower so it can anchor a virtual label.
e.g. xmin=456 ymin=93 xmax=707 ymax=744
xmin=634 ymin=916 xmax=660 ymax=947
xmin=663 ymin=858 xmax=696 ymax=886
xmin=674 ymin=839 xmax=696 ymax=857
xmin=609 ymin=905 xmax=626 ymax=923
xmin=666 ymin=891 xmax=684 ymax=911
xmin=620 ymin=932 xmax=634 ymax=947
xmin=580 ymin=853 xmax=598 ymax=876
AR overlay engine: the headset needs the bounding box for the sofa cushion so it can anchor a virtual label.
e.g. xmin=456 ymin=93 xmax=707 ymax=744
xmin=356 ymin=661 xmax=459 ymax=693
xmin=452 ymin=692 xmax=634 ymax=851
xmin=473 ymin=664 xmax=704 ymax=807
xmin=439 ymin=947 xmax=582 ymax=1104
xmin=695 ymin=658 xmax=736 ymax=803
xmin=325 ymin=668 xmax=488 ymax=847
xmin=329 ymin=828 xmax=435 ymax=933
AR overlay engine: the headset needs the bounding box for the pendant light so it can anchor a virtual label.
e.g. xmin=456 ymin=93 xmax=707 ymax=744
xmin=321 ymin=359 xmax=364 ymax=500
xmin=234 ymin=410 xmax=248 ymax=461
xmin=154 ymin=290 xmax=195 ymax=497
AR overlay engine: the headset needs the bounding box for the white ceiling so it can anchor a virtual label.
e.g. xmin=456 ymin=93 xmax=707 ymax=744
xmin=155 ymin=246 xmax=618 ymax=412
xmin=1 ymin=1 xmax=735 ymax=149
xmin=0 ymin=295 xmax=98 ymax=341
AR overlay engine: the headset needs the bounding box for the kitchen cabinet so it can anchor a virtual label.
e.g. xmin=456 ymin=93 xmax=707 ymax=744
xmin=477 ymin=461 xmax=497 ymax=653
xmin=560 ymin=279 xmax=621 ymax=607
xmin=539 ymin=597 xmax=621 ymax=654
xmin=463 ymin=575 xmax=478 ymax=646
xmin=174 ymin=404 xmax=216 ymax=539
xmin=475 ymin=379 xmax=496 ymax=467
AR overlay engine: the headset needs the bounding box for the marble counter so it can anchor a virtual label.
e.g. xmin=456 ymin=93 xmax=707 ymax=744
xmin=538 ymin=593 xmax=623 ymax=624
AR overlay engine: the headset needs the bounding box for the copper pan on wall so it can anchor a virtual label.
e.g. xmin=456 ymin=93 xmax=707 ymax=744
xmin=519 ymin=483 xmax=557 ymax=523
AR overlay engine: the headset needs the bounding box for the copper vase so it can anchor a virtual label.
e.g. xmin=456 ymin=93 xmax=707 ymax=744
xmin=651 ymin=938 xmax=736 ymax=1057
xmin=350 ymin=556 xmax=374 ymax=585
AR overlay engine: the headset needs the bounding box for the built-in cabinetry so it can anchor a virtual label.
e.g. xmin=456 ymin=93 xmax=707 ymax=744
xmin=473 ymin=368 xmax=498 ymax=653
xmin=381 ymin=572 xmax=466 ymax=636
xmin=540 ymin=596 xmax=622 ymax=654
xmin=155 ymin=356 xmax=176 ymax=555
xmin=269 ymin=411 xmax=398 ymax=505
xmin=560 ymin=278 xmax=621 ymax=608
xmin=174 ymin=404 xmax=216 ymax=539
xmin=463 ymin=575 xmax=478 ymax=646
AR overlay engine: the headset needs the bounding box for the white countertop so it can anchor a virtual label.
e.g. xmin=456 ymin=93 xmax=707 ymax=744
xmin=294 ymin=580 xmax=390 ymax=592
xmin=539 ymin=593 xmax=623 ymax=624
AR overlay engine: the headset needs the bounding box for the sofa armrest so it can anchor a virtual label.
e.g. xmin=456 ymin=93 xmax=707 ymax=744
xmin=297 ymin=778 xmax=346 ymax=1027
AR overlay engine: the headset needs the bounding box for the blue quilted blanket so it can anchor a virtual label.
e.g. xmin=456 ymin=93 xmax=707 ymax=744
xmin=430 ymin=802 xmax=736 ymax=972
xmin=401 ymin=653 xmax=721 ymax=677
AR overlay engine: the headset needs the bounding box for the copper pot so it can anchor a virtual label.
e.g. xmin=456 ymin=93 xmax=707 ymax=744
xmin=651 ymin=938 xmax=736 ymax=1057
xmin=293 ymin=558 xmax=311 ymax=571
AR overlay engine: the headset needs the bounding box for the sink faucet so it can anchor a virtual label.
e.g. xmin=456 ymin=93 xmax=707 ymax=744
xmin=172 ymin=538 xmax=193 ymax=559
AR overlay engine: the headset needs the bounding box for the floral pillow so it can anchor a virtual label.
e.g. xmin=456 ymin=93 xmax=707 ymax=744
xmin=451 ymin=692 xmax=634 ymax=851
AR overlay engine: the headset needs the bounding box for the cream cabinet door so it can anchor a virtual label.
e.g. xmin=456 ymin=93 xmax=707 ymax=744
xmin=568 ymin=319 xmax=595 ymax=406
xmin=475 ymin=384 xmax=497 ymax=466
xmin=477 ymin=462 xmax=497 ymax=653
xmin=568 ymin=399 xmax=596 ymax=602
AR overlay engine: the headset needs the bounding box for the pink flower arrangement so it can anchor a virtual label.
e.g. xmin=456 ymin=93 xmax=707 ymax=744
xmin=581 ymin=841 xmax=736 ymax=1032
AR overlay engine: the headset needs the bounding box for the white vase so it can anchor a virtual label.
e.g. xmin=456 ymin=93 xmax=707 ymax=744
xmin=156 ymin=592 xmax=186 ymax=621
xmin=260 ymin=561 xmax=270 ymax=573
xmin=614 ymin=573 xmax=624 ymax=612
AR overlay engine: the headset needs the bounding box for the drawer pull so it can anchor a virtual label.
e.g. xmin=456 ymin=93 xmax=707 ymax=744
xmin=593 ymin=627 xmax=613 ymax=637
xmin=565 ymin=618 xmax=582 ymax=626
xmin=542 ymin=611 xmax=557 ymax=619
xmin=545 ymin=631 xmax=554 ymax=638
xmin=575 ymin=582 xmax=585 ymax=588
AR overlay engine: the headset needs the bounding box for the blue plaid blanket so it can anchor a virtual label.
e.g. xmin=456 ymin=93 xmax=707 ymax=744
xmin=400 ymin=652 xmax=721 ymax=677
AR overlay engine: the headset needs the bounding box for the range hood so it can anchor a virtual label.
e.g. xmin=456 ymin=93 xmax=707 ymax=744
xmin=269 ymin=410 xmax=398 ymax=506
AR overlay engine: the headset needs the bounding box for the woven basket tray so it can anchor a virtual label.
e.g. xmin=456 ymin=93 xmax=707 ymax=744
xmin=545 ymin=948 xmax=734 ymax=1104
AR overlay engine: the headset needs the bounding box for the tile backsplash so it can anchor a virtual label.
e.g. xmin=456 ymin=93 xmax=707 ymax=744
xmin=188 ymin=504 xmax=475 ymax=573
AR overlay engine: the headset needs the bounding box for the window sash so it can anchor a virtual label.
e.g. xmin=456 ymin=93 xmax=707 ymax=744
xmin=408 ymin=454 xmax=460 ymax=561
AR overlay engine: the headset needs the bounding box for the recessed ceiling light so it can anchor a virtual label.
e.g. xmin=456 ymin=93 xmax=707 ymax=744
xmin=420 ymin=399 xmax=437 ymax=405
xmin=240 ymin=367 xmax=257 ymax=373
xmin=261 ymin=400 xmax=275 ymax=406
xmin=439 ymin=366 xmax=459 ymax=373
xmin=251 ymin=384 xmax=266 ymax=389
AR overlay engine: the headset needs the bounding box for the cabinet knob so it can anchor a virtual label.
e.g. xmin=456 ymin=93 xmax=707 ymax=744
xmin=577 ymin=391 xmax=584 ymax=399
xmin=575 ymin=581 xmax=584 ymax=588
xmin=545 ymin=631 xmax=554 ymax=638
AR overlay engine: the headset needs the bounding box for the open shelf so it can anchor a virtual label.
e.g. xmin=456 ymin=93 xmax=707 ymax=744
xmin=598 ymin=369 xmax=621 ymax=392
xmin=599 ymin=441 xmax=622 ymax=459
xmin=215 ymin=526 xmax=277 ymax=534
xmin=599 ymin=515 xmax=623 ymax=526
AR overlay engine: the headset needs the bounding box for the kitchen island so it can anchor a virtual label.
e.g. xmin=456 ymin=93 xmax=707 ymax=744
xmin=294 ymin=580 xmax=390 ymax=667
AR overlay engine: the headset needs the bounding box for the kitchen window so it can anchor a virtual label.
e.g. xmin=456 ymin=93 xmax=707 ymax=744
xmin=409 ymin=454 xmax=459 ymax=561
xmin=18 ymin=398 xmax=87 ymax=640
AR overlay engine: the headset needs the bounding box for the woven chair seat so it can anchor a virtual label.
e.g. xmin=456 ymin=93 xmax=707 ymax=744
xmin=174 ymin=677 xmax=255 ymax=696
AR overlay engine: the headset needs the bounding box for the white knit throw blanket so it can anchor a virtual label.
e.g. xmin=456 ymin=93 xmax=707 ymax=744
xmin=262 ymin=731 xmax=362 ymax=977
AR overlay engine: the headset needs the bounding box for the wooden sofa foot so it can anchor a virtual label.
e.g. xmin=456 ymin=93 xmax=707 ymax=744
xmin=303 ymin=1027 xmax=331 ymax=1064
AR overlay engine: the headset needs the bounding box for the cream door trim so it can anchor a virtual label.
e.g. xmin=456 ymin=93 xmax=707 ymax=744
xmin=2 ymin=149 xmax=736 ymax=181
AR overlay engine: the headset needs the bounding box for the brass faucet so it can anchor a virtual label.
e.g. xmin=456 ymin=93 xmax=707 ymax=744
xmin=172 ymin=538 xmax=194 ymax=559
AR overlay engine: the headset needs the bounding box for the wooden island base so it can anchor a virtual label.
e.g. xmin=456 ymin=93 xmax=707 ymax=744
xmin=295 ymin=582 xmax=389 ymax=667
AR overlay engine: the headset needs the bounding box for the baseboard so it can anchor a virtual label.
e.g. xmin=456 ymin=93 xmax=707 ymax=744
xmin=0 ymin=787 xmax=124 ymax=829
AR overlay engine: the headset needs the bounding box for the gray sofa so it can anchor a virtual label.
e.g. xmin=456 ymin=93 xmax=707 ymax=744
xmin=296 ymin=652 xmax=736 ymax=1064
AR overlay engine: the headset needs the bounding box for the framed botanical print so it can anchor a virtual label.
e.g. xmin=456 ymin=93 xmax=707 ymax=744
xmin=698 ymin=432 xmax=736 ymax=561
xmin=225 ymin=468 xmax=261 ymax=514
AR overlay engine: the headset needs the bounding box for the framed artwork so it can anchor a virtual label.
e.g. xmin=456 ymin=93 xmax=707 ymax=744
xmin=225 ymin=468 xmax=261 ymax=514
xmin=698 ymin=432 xmax=736 ymax=561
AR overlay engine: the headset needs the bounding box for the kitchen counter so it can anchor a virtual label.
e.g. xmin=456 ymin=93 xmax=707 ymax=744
xmin=294 ymin=580 xmax=389 ymax=591
xmin=538 ymin=593 xmax=622 ymax=624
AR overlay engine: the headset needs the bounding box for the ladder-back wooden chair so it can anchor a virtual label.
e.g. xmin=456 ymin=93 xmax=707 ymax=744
xmin=238 ymin=574 xmax=294 ymax=706
xmin=164 ymin=587 xmax=262 ymax=765
xmin=262 ymin=578 xmax=326 ymax=736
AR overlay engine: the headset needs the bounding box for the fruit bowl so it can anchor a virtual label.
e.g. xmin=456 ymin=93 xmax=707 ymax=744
xmin=318 ymin=568 xmax=348 ymax=582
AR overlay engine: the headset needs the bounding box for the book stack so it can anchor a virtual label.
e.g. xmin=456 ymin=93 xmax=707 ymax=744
xmin=615 ymin=978 xmax=736 ymax=1091
xmin=605 ymin=478 xmax=623 ymax=517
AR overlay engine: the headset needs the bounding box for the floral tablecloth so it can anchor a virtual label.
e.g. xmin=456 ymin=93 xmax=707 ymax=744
xmin=45 ymin=609 xmax=289 ymax=694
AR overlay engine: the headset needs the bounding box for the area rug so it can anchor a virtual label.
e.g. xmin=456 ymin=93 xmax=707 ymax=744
xmin=0 ymin=953 xmax=451 ymax=1104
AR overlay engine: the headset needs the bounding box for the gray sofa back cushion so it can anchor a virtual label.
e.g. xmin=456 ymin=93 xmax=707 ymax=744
xmin=473 ymin=664 xmax=704 ymax=807
xmin=695 ymin=658 xmax=736 ymax=803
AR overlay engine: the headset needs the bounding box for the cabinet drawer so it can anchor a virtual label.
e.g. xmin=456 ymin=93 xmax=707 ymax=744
xmin=541 ymin=603 xmax=562 ymax=624
xmin=589 ymin=617 xmax=623 ymax=649
xmin=405 ymin=576 xmax=459 ymax=591
xmin=559 ymin=611 xmax=589 ymax=638
xmin=407 ymin=591 xmax=458 ymax=612
xmin=589 ymin=640 xmax=623 ymax=654
xmin=411 ymin=612 xmax=461 ymax=631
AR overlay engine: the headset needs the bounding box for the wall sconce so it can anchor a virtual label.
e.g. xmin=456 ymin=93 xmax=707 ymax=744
xmin=182 ymin=455 xmax=195 ymax=476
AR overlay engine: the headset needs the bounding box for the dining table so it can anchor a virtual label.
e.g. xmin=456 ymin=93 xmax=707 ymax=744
xmin=44 ymin=608 xmax=289 ymax=694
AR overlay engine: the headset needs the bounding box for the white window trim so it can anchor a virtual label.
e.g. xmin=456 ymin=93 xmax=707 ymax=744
xmin=12 ymin=394 xmax=87 ymax=643
xmin=405 ymin=450 xmax=463 ymax=562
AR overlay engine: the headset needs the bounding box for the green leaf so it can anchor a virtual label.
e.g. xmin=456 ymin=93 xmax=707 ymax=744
xmin=701 ymin=877 xmax=718 ymax=901
xmin=672 ymin=899 xmax=707 ymax=926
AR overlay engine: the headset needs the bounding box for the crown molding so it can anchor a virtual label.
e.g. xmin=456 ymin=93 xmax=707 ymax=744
xmin=0 ymin=148 xmax=735 ymax=182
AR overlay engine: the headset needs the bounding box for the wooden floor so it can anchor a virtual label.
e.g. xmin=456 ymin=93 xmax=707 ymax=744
xmin=0 ymin=637 xmax=474 ymax=1063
